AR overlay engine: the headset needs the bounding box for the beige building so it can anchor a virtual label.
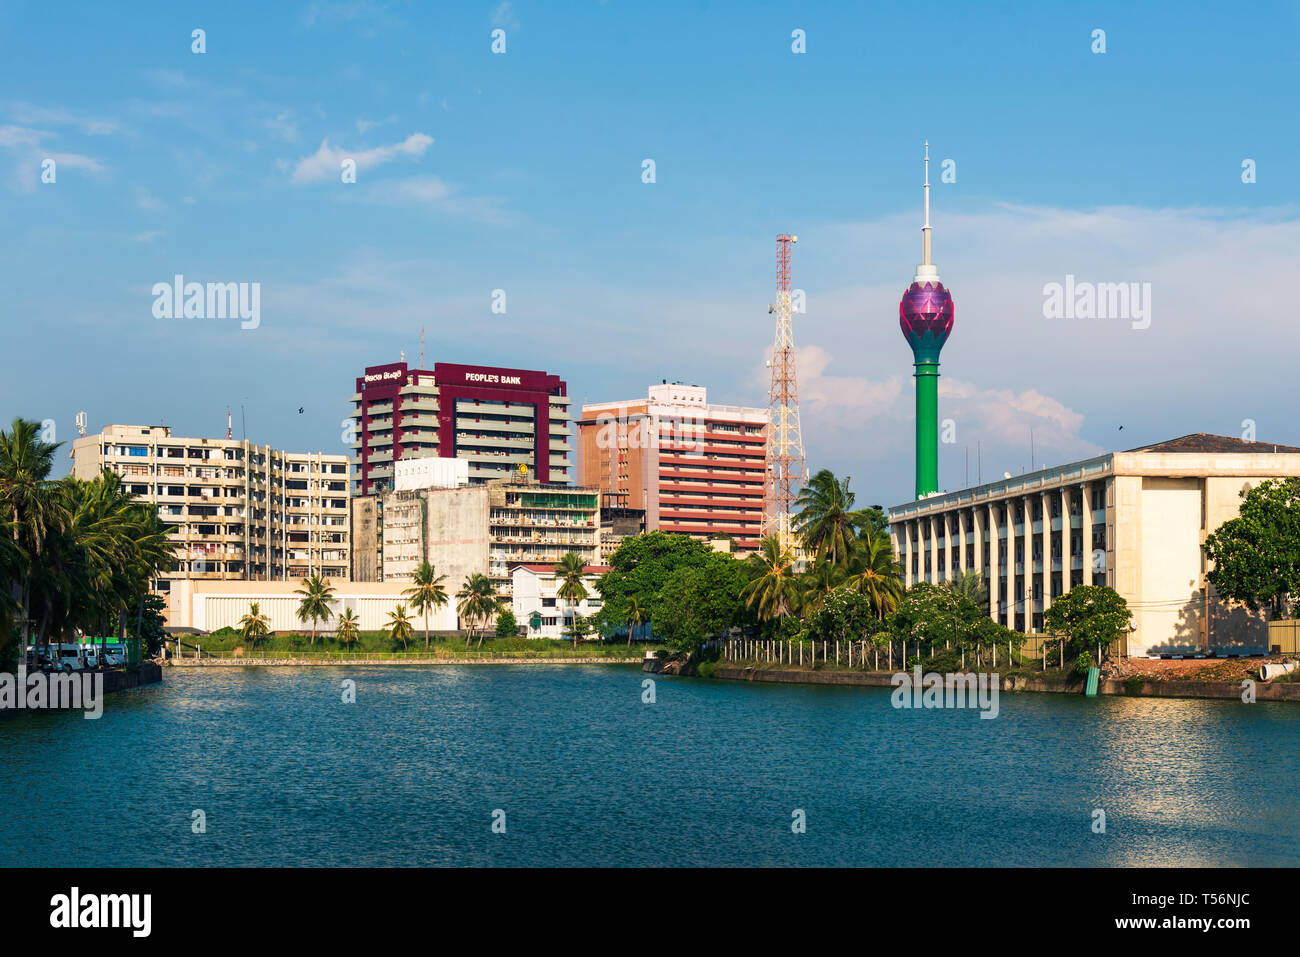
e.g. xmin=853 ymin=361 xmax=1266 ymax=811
xmin=887 ymin=434 xmax=1300 ymax=657
xmin=72 ymin=425 xmax=351 ymax=603
xmin=380 ymin=479 xmax=600 ymax=596
xmin=166 ymin=579 xmax=457 ymax=633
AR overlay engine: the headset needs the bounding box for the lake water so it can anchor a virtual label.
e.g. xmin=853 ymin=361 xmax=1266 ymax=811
xmin=2 ymin=665 xmax=1297 ymax=867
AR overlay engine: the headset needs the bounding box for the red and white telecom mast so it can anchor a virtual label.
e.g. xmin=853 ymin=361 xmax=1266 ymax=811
xmin=762 ymin=234 xmax=807 ymax=551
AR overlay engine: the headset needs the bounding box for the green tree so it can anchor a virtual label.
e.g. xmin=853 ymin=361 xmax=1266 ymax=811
xmin=456 ymin=573 xmax=503 ymax=649
xmin=404 ymin=560 xmax=449 ymax=649
xmin=293 ymin=574 xmax=336 ymax=646
xmin=623 ymin=594 xmax=645 ymax=647
xmin=798 ymin=559 xmax=844 ymax=617
xmin=794 ymin=469 xmax=861 ymax=566
xmin=495 ymin=608 xmax=518 ymax=638
xmin=596 ymin=531 xmax=719 ymax=627
xmin=335 ymin=607 xmax=360 ymax=649
xmin=564 ymin=612 xmax=594 ymax=647
xmin=808 ymin=585 xmax=886 ymax=646
xmin=386 ymin=603 xmax=414 ymax=651
xmin=238 ymin=602 xmax=271 ymax=652
xmin=652 ymin=555 xmax=749 ymax=655
xmin=742 ymin=535 xmax=799 ymax=625
xmin=946 ymin=569 xmax=989 ymax=608
xmin=843 ymin=528 xmax=904 ymax=620
xmin=554 ymin=552 xmax=589 ymax=650
xmin=1043 ymin=585 xmax=1131 ymax=661
xmin=1203 ymin=477 xmax=1300 ymax=617
xmin=0 ymin=418 xmax=63 ymax=658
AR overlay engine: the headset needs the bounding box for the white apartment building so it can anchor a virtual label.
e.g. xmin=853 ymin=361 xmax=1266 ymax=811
xmin=511 ymin=564 xmax=607 ymax=639
xmin=72 ymin=425 xmax=351 ymax=597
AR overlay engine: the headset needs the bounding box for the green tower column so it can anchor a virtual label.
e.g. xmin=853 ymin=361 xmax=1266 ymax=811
xmin=914 ymin=360 xmax=939 ymax=500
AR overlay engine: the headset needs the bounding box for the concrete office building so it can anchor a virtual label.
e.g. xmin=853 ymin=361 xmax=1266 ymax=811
xmin=349 ymin=360 xmax=573 ymax=495
xmin=887 ymin=434 xmax=1300 ymax=657
xmin=72 ymin=424 xmax=351 ymax=598
xmin=576 ymin=383 xmax=767 ymax=551
xmin=381 ymin=479 xmax=600 ymax=595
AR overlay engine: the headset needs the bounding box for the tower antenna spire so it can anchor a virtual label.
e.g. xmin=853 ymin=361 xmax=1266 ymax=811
xmin=763 ymin=234 xmax=806 ymax=552
xmin=922 ymin=141 xmax=931 ymax=267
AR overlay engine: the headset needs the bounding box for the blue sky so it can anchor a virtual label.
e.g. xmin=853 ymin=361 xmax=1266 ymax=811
xmin=2 ymin=0 xmax=1298 ymax=506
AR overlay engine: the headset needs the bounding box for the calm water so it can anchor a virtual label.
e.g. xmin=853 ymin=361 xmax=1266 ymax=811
xmin=2 ymin=665 xmax=1297 ymax=867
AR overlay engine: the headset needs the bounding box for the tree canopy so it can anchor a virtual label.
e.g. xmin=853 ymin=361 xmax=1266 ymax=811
xmin=1203 ymin=477 xmax=1300 ymax=617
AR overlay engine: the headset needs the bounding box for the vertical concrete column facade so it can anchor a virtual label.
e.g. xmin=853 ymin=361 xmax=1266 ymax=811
xmin=929 ymin=515 xmax=939 ymax=584
xmin=1062 ymin=485 xmax=1073 ymax=596
xmin=1039 ymin=490 xmax=1050 ymax=625
xmin=1081 ymin=481 xmax=1093 ymax=587
xmin=972 ymin=506 xmax=983 ymax=585
xmin=1019 ymin=495 xmax=1031 ymax=631
xmin=987 ymin=502 xmax=999 ymax=623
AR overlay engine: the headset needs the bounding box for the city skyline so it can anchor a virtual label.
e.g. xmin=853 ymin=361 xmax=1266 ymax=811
xmin=3 ymin=1 xmax=1298 ymax=508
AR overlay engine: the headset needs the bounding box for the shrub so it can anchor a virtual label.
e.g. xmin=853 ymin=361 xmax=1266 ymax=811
xmin=1124 ymin=675 xmax=1145 ymax=696
xmin=495 ymin=609 xmax=518 ymax=638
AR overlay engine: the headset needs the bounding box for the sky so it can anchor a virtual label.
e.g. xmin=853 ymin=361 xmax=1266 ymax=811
xmin=1 ymin=0 xmax=1298 ymax=508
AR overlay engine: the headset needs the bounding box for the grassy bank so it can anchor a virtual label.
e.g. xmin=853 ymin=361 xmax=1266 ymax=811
xmin=178 ymin=628 xmax=659 ymax=660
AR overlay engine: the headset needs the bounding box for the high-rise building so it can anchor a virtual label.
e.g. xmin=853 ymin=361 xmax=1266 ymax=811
xmin=576 ymin=383 xmax=768 ymax=551
xmin=71 ymin=424 xmax=351 ymax=599
xmin=348 ymin=361 xmax=573 ymax=495
xmin=899 ymin=143 xmax=955 ymax=500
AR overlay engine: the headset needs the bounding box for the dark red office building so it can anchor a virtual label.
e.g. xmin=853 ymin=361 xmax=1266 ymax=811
xmin=349 ymin=361 xmax=572 ymax=495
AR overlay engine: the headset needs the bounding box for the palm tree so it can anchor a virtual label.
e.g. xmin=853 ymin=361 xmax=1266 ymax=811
xmin=456 ymin=573 xmax=502 ymax=649
xmin=404 ymin=560 xmax=449 ymax=650
xmin=794 ymin=469 xmax=863 ymax=567
xmin=798 ymin=559 xmax=844 ymax=616
xmin=0 ymin=418 xmax=64 ymax=660
xmin=293 ymin=574 xmax=336 ymax=646
xmin=238 ymin=602 xmax=271 ymax=652
xmin=623 ymin=595 xmax=645 ymax=647
xmin=843 ymin=528 xmax=904 ymax=620
xmin=742 ymin=535 xmax=799 ymax=623
xmin=386 ymin=603 xmax=414 ymax=651
xmin=554 ymin=552 xmax=588 ymax=650
xmin=335 ymin=607 xmax=360 ymax=650
xmin=946 ymin=568 xmax=989 ymax=608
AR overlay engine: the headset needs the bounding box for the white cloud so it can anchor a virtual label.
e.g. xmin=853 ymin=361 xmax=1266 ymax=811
xmin=0 ymin=124 xmax=105 ymax=191
xmin=492 ymin=2 xmax=520 ymax=30
xmin=289 ymin=132 xmax=433 ymax=183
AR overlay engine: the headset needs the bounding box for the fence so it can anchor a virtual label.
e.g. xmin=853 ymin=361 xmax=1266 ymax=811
xmin=719 ymin=631 xmax=1124 ymax=672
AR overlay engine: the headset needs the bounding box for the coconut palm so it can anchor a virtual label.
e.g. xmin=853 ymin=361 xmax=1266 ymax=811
xmin=335 ymin=607 xmax=360 ymax=650
xmin=0 ymin=418 xmax=64 ymax=659
xmin=742 ymin=535 xmax=799 ymax=623
xmin=843 ymin=529 xmax=905 ymax=620
xmin=293 ymin=574 xmax=336 ymax=646
xmin=623 ymin=595 xmax=645 ymax=647
xmin=238 ymin=602 xmax=272 ymax=652
xmin=387 ymin=603 xmax=414 ymax=651
xmin=798 ymin=559 xmax=844 ymax=617
xmin=554 ymin=552 xmax=588 ymax=650
xmin=404 ymin=560 xmax=449 ymax=650
xmin=946 ymin=568 xmax=989 ymax=608
xmin=794 ymin=469 xmax=864 ymax=567
xmin=456 ymin=573 xmax=502 ymax=649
